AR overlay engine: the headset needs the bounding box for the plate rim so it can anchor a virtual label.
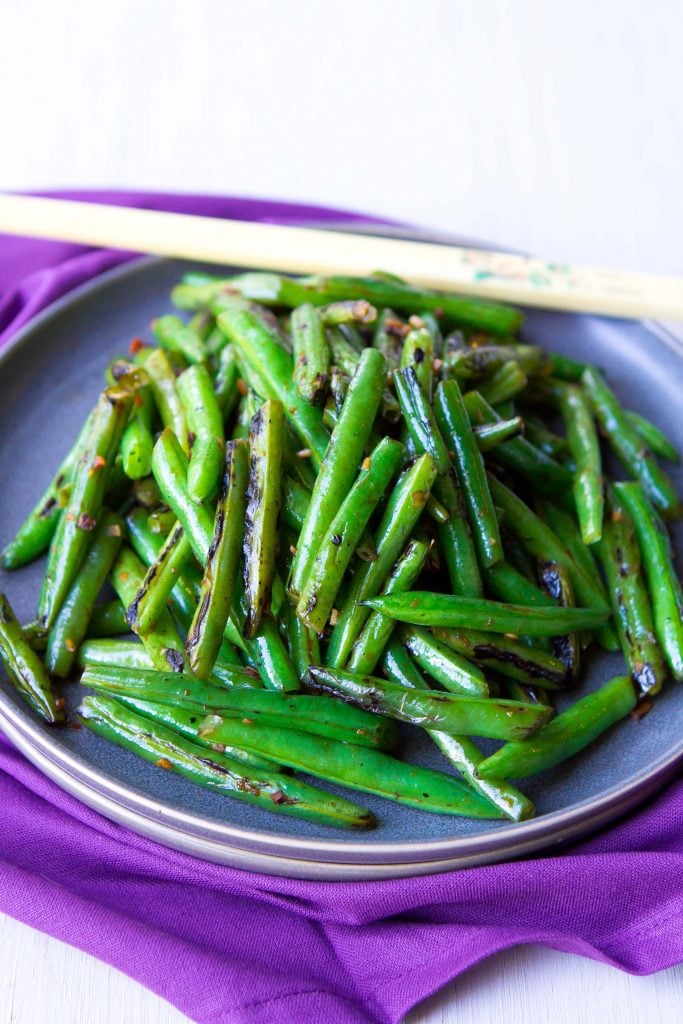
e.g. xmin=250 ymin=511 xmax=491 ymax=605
xmin=1 ymin=248 xmax=682 ymax=877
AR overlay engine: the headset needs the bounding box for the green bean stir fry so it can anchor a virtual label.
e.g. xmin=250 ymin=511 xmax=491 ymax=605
xmin=1 ymin=269 xmax=681 ymax=830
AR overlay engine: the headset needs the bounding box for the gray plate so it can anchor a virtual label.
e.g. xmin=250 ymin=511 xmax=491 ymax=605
xmin=0 ymin=250 xmax=682 ymax=879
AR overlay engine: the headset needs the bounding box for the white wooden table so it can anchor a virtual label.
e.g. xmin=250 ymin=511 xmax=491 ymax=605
xmin=1 ymin=1 xmax=681 ymax=1020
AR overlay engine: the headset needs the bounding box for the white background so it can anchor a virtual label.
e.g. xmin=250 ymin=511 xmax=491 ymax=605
xmin=1 ymin=0 xmax=682 ymax=1021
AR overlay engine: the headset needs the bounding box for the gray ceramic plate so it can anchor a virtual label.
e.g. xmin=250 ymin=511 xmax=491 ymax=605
xmin=0 ymin=250 xmax=681 ymax=879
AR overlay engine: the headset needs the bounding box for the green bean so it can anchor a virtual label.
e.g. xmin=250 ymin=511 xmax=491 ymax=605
xmin=625 ymin=411 xmax=679 ymax=464
xmin=482 ymin=560 xmax=555 ymax=608
xmin=537 ymin=560 xmax=582 ymax=683
xmin=347 ymin=538 xmax=430 ymax=675
xmin=582 ymin=366 xmax=679 ymax=517
xmin=433 ymin=626 xmax=568 ymax=689
xmin=533 ymin=498 xmax=607 ymax=601
xmin=138 ymin=347 xmax=189 ymax=452
xmin=126 ymin=508 xmax=202 ymax=625
xmin=120 ymin=387 xmax=154 ymax=480
xmin=37 ymin=388 xmax=133 ymax=629
xmin=372 ymin=308 xmax=406 ymax=368
xmin=474 ymin=417 xmax=525 ymax=451
xmin=488 ymin=475 xmax=610 ymax=611
xmin=291 ymin=303 xmax=330 ymax=405
xmin=464 ymin=390 xmax=573 ymax=495
xmin=46 ymin=511 xmax=123 ymax=677
xmin=79 ymin=694 xmax=374 ymax=830
xmin=598 ymin=501 xmax=666 ymax=695
xmin=477 ymin=674 xmax=637 ymax=779
xmin=288 ymin=347 xmax=386 ymax=598
xmin=327 ymin=326 xmax=400 ymax=422
xmin=308 ymin=667 xmax=552 ymax=741
xmin=1 ymin=412 xmax=95 ymax=570
xmin=190 ymin=714 xmax=504 ymax=819
xmin=214 ymin=343 xmax=240 ymax=421
xmin=174 ymin=270 xmax=523 ymax=336
xmin=78 ymin=638 xmax=247 ymax=692
xmin=297 ymin=437 xmax=403 ymax=631
xmin=426 ymin=495 xmax=450 ymax=524
xmin=0 ymin=593 xmax=64 ymax=723
xmin=394 ymin=367 xmax=451 ymax=475
xmin=177 ymin=364 xmax=225 ymax=503
xmin=433 ymin=473 xmax=483 ymax=597
xmin=152 ymin=429 xmax=215 ymax=559
xmin=362 ymin=591 xmax=611 ymax=635
xmin=383 ymin=642 xmax=534 ymax=821
xmin=446 ymin=343 xmax=543 ymax=381
xmin=398 ymin=626 xmax=489 ymax=696
xmin=478 ymin=361 xmax=528 ymax=407
xmin=79 ymin=638 xmax=154 ymax=671
xmin=80 ymin=664 xmax=397 ymax=747
xmin=560 ymin=385 xmax=603 ymax=544
xmin=187 ymin=440 xmax=248 ymax=677
xmin=243 ymin=401 xmax=284 ymax=636
xmin=614 ymin=479 xmax=683 ymax=679
xmin=217 ymin=299 xmax=329 ymax=462
xmin=86 ymin=600 xmax=129 ymax=638
xmin=285 ymin=602 xmax=320 ymax=683
xmin=523 ymin=417 xmax=569 ymax=459
xmin=326 ymin=454 xmax=438 ymax=668
xmin=118 ymin=697 xmax=282 ymax=773
xmin=400 ymin=318 xmax=435 ymax=398
xmin=127 ymin=522 xmax=193 ymax=636
xmin=547 ymin=352 xmax=587 ymax=382
xmin=151 ymin=429 xmax=298 ymax=689
xmin=109 ymin=546 xmax=191 ymax=673
xmin=434 ymin=380 xmax=503 ymax=567
xmin=612 ymin=481 xmax=683 ymax=681
xmin=152 ymin=314 xmax=207 ymax=364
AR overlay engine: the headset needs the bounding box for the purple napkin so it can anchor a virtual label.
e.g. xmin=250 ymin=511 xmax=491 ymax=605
xmin=0 ymin=192 xmax=681 ymax=1024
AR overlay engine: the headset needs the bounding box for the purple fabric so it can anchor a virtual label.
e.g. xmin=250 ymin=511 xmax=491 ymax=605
xmin=0 ymin=192 xmax=681 ymax=1024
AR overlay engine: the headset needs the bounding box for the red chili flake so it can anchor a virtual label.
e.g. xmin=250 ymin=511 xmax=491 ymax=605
xmin=433 ymin=358 xmax=444 ymax=371
xmin=155 ymin=758 xmax=173 ymax=770
xmin=119 ymin=571 xmax=129 ymax=582
xmin=245 ymin=667 xmax=261 ymax=679
xmin=128 ymin=337 xmax=145 ymax=355
xmin=361 ymin=457 xmax=371 ymax=471
xmin=411 ymin=490 xmax=428 ymax=508
xmin=241 ymin=717 xmax=254 ymax=725
xmin=55 ymin=697 xmax=66 ymax=711
xmin=64 ymin=638 xmax=76 ymax=652
xmin=89 ymin=455 xmax=107 ymax=476
xmin=76 ymin=513 xmax=96 ymax=531
xmin=269 ymin=790 xmax=287 ymax=804
xmin=236 ymin=378 xmax=248 ymax=396
xmin=134 ymin=393 xmax=144 ymax=408
xmin=630 ymin=698 xmax=653 ymax=722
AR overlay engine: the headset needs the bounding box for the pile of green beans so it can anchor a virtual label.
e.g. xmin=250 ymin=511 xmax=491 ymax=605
xmin=1 ymin=267 xmax=681 ymax=831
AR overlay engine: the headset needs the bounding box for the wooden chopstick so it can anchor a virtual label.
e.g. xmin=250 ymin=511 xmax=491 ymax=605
xmin=0 ymin=193 xmax=682 ymax=320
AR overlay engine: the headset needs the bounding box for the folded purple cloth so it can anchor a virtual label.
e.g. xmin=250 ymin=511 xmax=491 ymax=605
xmin=0 ymin=192 xmax=681 ymax=1024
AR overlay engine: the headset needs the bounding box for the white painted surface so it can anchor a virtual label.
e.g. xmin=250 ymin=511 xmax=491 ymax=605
xmin=0 ymin=0 xmax=681 ymax=1020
